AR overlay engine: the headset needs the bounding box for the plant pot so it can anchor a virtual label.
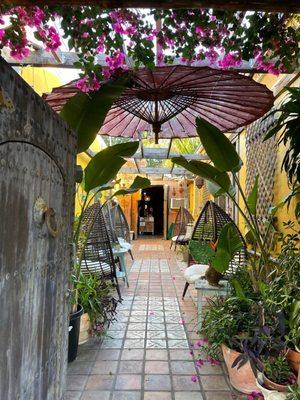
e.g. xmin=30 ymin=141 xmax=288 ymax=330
xmin=68 ymin=304 xmax=84 ymax=363
xmin=221 ymin=344 xmax=259 ymax=394
xmin=205 ymin=263 xmax=223 ymax=286
xmin=287 ymin=348 xmax=300 ymax=373
xmin=79 ymin=312 xmax=91 ymax=345
xmin=262 ymin=374 xmax=288 ymax=393
xmin=256 ymin=377 xmax=288 ymax=400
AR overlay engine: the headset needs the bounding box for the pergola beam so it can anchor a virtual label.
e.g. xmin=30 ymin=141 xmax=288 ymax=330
xmin=132 ymin=152 xmax=209 ymax=160
xmin=120 ymin=166 xmax=192 ymax=175
xmin=2 ymin=1 xmax=299 ymax=12
xmin=3 ymin=48 xmax=296 ymax=73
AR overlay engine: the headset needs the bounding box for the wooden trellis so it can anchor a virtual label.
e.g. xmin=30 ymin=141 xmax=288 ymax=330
xmin=245 ymin=111 xmax=277 ymax=234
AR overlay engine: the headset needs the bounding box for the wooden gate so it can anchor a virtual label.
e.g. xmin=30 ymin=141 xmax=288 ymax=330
xmin=0 ymin=58 xmax=76 ymax=399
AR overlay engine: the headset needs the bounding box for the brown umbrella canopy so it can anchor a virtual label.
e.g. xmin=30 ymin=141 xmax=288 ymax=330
xmin=44 ymin=66 xmax=274 ymax=142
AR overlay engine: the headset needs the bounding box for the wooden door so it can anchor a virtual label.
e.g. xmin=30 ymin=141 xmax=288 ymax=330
xmin=0 ymin=58 xmax=76 ymax=399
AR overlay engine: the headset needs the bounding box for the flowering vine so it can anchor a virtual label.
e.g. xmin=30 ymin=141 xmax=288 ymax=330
xmin=0 ymin=6 xmax=299 ymax=91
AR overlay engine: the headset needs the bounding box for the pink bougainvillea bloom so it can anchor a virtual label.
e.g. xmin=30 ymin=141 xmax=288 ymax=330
xmin=33 ymin=6 xmax=45 ymax=26
xmin=191 ymin=374 xmax=198 ymax=382
xmin=179 ymin=319 xmax=185 ymax=325
xmin=0 ymin=29 xmax=5 ymax=40
xmin=196 ymin=358 xmax=205 ymax=367
xmin=189 ymin=350 xmax=194 ymax=356
xmin=82 ymin=32 xmax=90 ymax=38
xmin=172 ymin=277 xmax=176 ymax=281
xmin=10 ymin=44 xmax=30 ymax=61
xmin=210 ymin=15 xmax=217 ymax=22
xmin=195 ymin=26 xmax=205 ymax=37
xmin=207 ymin=356 xmax=221 ymax=366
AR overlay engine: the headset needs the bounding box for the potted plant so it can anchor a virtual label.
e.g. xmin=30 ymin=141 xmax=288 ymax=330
xmin=286 ymin=304 xmax=300 ymax=373
xmin=261 ymin=354 xmax=296 ymax=392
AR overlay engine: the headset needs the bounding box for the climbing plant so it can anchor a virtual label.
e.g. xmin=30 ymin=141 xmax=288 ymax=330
xmin=0 ymin=6 xmax=299 ymax=91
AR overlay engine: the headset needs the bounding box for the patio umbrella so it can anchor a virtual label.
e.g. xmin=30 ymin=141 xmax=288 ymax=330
xmin=44 ymin=65 xmax=274 ymax=143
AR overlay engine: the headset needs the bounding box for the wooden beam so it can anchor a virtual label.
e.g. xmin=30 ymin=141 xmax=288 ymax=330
xmin=132 ymin=152 xmax=209 ymax=160
xmin=2 ymin=1 xmax=300 ymax=12
xmin=3 ymin=48 xmax=297 ymax=73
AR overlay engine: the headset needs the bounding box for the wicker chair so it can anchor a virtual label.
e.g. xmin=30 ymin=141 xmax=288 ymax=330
xmin=102 ymin=200 xmax=134 ymax=260
xmin=182 ymin=201 xmax=247 ymax=298
xmin=170 ymin=207 xmax=194 ymax=250
xmin=80 ymin=202 xmax=122 ymax=300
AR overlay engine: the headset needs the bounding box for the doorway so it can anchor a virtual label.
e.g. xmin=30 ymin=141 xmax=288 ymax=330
xmin=137 ymin=185 xmax=164 ymax=236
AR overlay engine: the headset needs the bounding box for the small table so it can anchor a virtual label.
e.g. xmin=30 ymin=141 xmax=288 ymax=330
xmin=113 ymin=246 xmax=129 ymax=288
xmin=195 ymin=278 xmax=229 ymax=331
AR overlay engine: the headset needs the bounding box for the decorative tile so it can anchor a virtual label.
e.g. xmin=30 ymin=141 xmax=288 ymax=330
xmin=168 ymin=339 xmax=189 ymax=349
xmin=166 ymin=324 xmax=185 ymax=332
xmin=173 ymin=375 xmax=200 ymax=391
xmin=127 ymin=323 xmax=146 ymax=331
xmin=146 ymin=339 xmax=167 ymax=349
xmin=108 ymin=331 xmax=125 ymax=339
xmin=85 ymin=375 xmax=114 ymax=390
xmin=129 ymin=315 xmax=147 ymax=323
xmin=144 ymin=392 xmax=172 ymax=400
xmin=171 ymin=361 xmax=197 ymax=375
xmin=68 ymin=361 xmax=93 ymax=375
xmin=126 ymin=331 xmax=145 ymax=339
xmin=108 ymin=322 xmax=127 ymax=331
xmin=167 ymin=331 xmax=187 ymax=340
xmin=66 ymin=374 xmax=88 ymax=391
xmin=65 ymin=391 xmax=82 ymax=400
xmin=147 ymin=331 xmax=166 ymax=340
xmin=131 ymin=310 xmax=147 ymax=316
xmin=200 ymin=375 xmax=230 ymax=391
xmin=204 ymin=392 xmax=233 ymax=400
xmin=147 ymin=315 xmax=164 ymax=323
xmin=81 ymin=391 xmax=111 ymax=400
xmin=101 ymin=339 xmax=123 ymax=349
xmin=96 ymin=349 xmax=120 ymax=361
xmin=91 ymin=361 xmax=118 ymax=374
xmin=147 ymin=323 xmax=165 ymax=331
xmin=174 ymin=392 xmax=203 ymax=400
xmin=165 ymin=315 xmax=182 ymax=324
xmin=124 ymin=339 xmax=145 ymax=349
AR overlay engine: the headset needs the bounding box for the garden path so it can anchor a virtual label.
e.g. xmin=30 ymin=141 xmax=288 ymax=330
xmin=66 ymin=238 xmax=246 ymax=400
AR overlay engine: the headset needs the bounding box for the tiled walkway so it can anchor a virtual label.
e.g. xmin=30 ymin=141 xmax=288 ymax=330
xmin=66 ymin=238 xmax=244 ymax=400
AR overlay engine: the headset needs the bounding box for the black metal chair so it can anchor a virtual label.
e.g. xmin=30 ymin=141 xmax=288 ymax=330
xmin=182 ymin=201 xmax=247 ymax=298
xmin=102 ymin=200 xmax=134 ymax=260
xmin=80 ymin=202 xmax=122 ymax=300
xmin=170 ymin=206 xmax=194 ymax=250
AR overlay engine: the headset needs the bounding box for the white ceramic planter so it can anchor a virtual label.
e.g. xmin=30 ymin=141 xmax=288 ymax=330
xmin=256 ymin=376 xmax=287 ymax=400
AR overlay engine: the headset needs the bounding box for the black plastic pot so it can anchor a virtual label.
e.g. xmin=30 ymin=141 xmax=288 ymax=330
xmin=68 ymin=305 xmax=84 ymax=363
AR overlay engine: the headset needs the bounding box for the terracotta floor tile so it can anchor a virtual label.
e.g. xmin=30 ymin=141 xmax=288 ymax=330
xmin=174 ymin=393 xmax=203 ymax=400
xmin=96 ymin=349 xmax=120 ymax=361
xmin=204 ymin=392 xmax=233 ymax=400
xmin=200 ymin=375 xmax=230 ymax=391
xmin=173 ymin=375 xmax=201 ymax=391
xmin=171 ymin=361 xmax=197 ymax=375
xmin=144 ymin=392 xmax=172 ymax=400
xmin=112 ymin=391 xmax=142 ymax=400
xmin=145 ymin=361 xmax=170 ymax=374
xmin=81 ymin=391 xmax=110 ymax=400
xmin=121 ymin=349 xmax=144 ymax=360
xmin=85 ymin=375 xmax=114 ymax=390
xmin=115 ymin=375 xmax=142 ymax=390
xmin=144 ymin=374 xmax=171 ymax=391
xmin=119 ymin=360 xmax=143 ymax=374
xmin=64 ymin=391 xmax=82 ymax=400
xmin=145 ymin=349 xmax=168 ymax=360
xmin=91 ymin=361 xmax=118 ymax=374
xmin=66 ymin=374 xmax=88 ymax=391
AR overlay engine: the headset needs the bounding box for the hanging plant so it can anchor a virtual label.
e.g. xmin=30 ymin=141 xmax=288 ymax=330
xmin=0 ymin=6 xmax=299 ymax=91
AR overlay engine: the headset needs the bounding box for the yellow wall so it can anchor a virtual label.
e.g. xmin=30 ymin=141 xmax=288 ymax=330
xmin=20 ymin=67 xmax=61 ymax=96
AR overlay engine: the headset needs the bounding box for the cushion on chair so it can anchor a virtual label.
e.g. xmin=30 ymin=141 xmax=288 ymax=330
xmin=184 ymin=264 xmax=208 ymax=284
xmin=118 ymin=237 xmax=132 ymax=251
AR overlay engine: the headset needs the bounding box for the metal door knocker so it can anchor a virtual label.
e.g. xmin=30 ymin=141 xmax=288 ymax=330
xmin=34 ymin=197 xmax=59 ymax=238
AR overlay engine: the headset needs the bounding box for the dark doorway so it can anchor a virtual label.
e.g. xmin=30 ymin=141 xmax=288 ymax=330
xmin=138 ymin=185 xmax=164 ymax=236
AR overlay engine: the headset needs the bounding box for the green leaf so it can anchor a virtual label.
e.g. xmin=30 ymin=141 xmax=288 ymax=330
xmin=60 ymin=75 xmax=130 ymax=153
xmin=113 ymin=176 xmax=151 ymax=196
xmin=212 ymin=222 xmax=243 ymax=273
xmin=172 ymin=156 xmax=231 ymax=192
xmin=247 ymin=175 xmax=259 ymax=215
xmin=207 ymin=181 xmax=225 ymax=197
xmin=84 ymin=141 xmax=139 ymax=192
xmin=231 ymin=279 xmax=246 ymax=300
xmin=196 ymin=117 xmax=243 ymax=172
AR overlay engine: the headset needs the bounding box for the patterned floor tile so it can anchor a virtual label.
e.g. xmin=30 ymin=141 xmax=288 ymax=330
xmin=126 ymin=331 xmax=145 ymax=339
xmin=124 ymin=339 xmax=145 ymax=349
xmin=147 ymin=331 xmax=166 ymax=340
xmin=168 ymin=339 xmax=189 ymax=349
xmin=146 ymin=339 xmax=167 ymax=349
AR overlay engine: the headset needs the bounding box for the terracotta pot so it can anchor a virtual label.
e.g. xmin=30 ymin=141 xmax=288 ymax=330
xmin=256 ymin=378 xmax=288 ymax=400
xmin=222 ymin=344 xmax=259 ymax=394
xmin=205 ymin=263 xmax=223 ymax=286
xmin=287 ymin=348 xmax=300 ymax=373
xmin=79 ymin=312 xmax=90 ymax=345
xmin=263 ymin=374 xmax=288 ymax=393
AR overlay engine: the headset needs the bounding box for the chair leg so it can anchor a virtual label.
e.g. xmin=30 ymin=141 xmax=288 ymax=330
xmin=182 ymin=282 xmax=190 ymax=299
xmin=170 ymin=241 xmax=173 ymax=249
xmin=115 ymin=279 xmax=122 ymax=301
xmin=129 ymin=249 xmax=134 ymax=260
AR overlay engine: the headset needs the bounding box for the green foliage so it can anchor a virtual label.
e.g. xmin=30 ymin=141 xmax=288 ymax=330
xmin=264 ymin=87 xmax=300 ymax=184
xmin=212 ymin=222 xmax=244 ymax=273
xmin=113 ymin=176 xmax=150 ymax=196
xmin=263 ymin=354 xmax=292 ymax=385
xmin=73 ymin=273 xmax=117 ymax=335
xmin=246 ymin=175 xmax=259 ymax=215
xmin=202 ymin=296 xmax=259 ymax=351
xmin=189 ymin=240 xmax=215 ymax=264
xmin=287 ymin=384 xmax=300 ymax=400
xmin=171 ymin=156 xmax=232 ymax=192
xmin=60 ymin=75 xmax=130 ymax=153
xmin=84 ymin=141 xmax=139 ymax=191
xmin=196 ymin=117 xmax=243 ymax=172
